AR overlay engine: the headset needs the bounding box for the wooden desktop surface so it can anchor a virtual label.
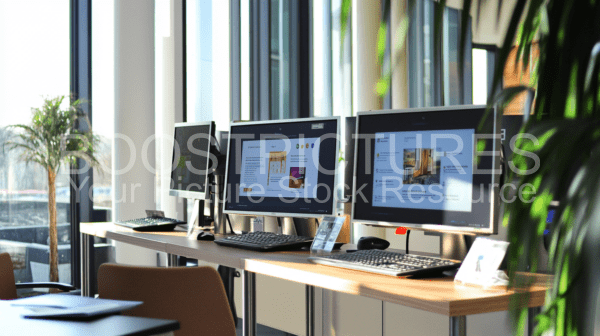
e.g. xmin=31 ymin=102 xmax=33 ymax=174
xmin=81 ymin=222 xmax=549 ymax=317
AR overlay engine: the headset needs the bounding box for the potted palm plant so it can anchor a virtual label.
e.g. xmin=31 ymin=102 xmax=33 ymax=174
xmin=5 ymin=96 xmax=99 ymax=284
xmin=360 ymin=0 xmax=600 ymax=333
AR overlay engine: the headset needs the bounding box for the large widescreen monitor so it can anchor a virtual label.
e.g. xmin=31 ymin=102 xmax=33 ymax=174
xmin=169 ymin=121 xmax=216 ymax=200
xmin=223 ymin=117 xmax=340 ymax=218
xmin=352 ymin=105 xmax=500 ymax=234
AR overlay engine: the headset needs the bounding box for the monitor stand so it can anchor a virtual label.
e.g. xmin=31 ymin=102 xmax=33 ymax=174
xmin=187 ymin=199 xmax=209 ymax=240
xmin=440 ymin=233 xmax=476 ymax=261
xmin=258 ymin=216 xmax=297 ymax=235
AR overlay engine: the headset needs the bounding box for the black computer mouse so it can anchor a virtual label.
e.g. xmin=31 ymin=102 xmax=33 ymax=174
xmin=196 ymin=232 xmax=215 ymax=241
xmin=357 ymin=236 xmax=390 ymax=250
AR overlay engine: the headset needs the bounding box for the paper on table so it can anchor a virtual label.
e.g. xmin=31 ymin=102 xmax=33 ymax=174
xmin=11 ymin=294 xmax=142 ymax=319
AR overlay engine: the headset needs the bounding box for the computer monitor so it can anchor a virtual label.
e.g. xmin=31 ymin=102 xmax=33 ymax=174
xmin=169 ymin=121 xmax=216 ymax=200
xmin=223 ymin=117 xmax=340 ymax=218
xmin=352 ymin=105 xmax=500 ymax=235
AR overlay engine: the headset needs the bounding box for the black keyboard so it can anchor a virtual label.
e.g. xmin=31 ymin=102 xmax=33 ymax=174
xmin=115 ymin=217 xmax=186 ymax=232
xmin=214 ymin=231 xmax=313 ymax=252
xmin=308 ymin=249 xmax=461 ymax=277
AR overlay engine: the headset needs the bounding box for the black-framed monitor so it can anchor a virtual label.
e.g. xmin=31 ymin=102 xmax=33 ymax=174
xmin=352 ymin=105 xmax=500 ymax=235
xmin=169 ymin=121 xmax=216 ymax=200
xmin=223 ymin=117 xmax=340 ymax=218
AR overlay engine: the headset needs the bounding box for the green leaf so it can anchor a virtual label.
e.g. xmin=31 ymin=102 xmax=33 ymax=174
xmin=564 ymin=64 xmax=578 ymax=119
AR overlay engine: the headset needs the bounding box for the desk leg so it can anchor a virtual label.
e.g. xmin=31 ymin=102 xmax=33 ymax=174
xmin=81 ymin=233 xmax=92 ymax=297
xmin=449 ymin=316 xmax=466 ymax=336
xmin=167 ymin=254 xmax=178 ymax=267
xmin=528 ymin=306 xmax=542 ymax=336
xmin=306 ymin=285 xmax=315 ymax=336
xmin=242 ymin=271 xmax=256 ymax=336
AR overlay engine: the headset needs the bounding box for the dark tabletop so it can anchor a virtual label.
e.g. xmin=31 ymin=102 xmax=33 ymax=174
xmin=0 ymin=300 xmax=180 ymax=336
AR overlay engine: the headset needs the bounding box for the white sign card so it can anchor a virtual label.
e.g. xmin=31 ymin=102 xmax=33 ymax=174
xmin=454 ymin=237 xmax=509 ymax=287
xmin=251 ymin=216 xmax=264 ymax=232
xmin=310 ymin=216 xmax=345 ymax=253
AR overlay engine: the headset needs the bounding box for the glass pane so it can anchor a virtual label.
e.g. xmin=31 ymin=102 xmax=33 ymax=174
xmin=271 ymin=58 xmax=281 ymax=119
xmin=472 ymin=48 xmax=489 ymax=104
xmin=187 ymin=0 xmax=213 ymax=122
xmin=92 ymin=0 xmax=115 ymax=215
xmin=270 ymin=0 xmax=280 ymax=54
xmin=443 ymin=8 xmax=461 ymax=106
xmin=312 ymin=0 xmax=332 ymax=117
xmin=185 ymin=0 xmax=231 ymax=217
xmin=241 ymin=0 xmax=251 ymax=121
xmin=186 ymin=0 xmax=231 ymax=128
xmin=0 ymin=0 xmax=71 ymax=284
xmin=269 ymin=0 xmax=281 ymax=120
xmin=331 ymin=0 xmax=352 ymax=117
xmin=422 ymin=0 xmax=435 ymax=107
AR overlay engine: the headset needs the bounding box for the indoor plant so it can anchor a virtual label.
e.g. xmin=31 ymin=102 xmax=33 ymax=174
xmin=450 ymin=1 xmax=600 ymax=334
xmin=5 ymin=96 xmax=99 ymax=284
xmin=360 ymin=0 xmax=600 ymax=334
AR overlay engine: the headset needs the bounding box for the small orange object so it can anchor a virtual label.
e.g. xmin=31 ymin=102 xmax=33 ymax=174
xmin=395 ymin=227 xmax=407 ymax=235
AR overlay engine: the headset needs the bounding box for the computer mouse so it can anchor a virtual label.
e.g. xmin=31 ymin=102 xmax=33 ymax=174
xmin=357 ymin=236 xmax=390 ymax=250
xmin=196 ymin=232 xmax=215 ymax=241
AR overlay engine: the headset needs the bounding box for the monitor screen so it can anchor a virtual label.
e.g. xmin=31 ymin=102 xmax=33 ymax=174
xmin=223 ymin=117 xmax=340 ymax=217
xmin=352 ymin=105 xmax=500 ymax=234
xmin=169 ymin=121 xmax=216 ymax=200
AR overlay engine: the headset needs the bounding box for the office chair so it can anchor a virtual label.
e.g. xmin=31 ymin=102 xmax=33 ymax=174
xmin=0 ymin=252 xmax=76 ymax=300
xmin=98 ymin=264 xmax=236 ymax=336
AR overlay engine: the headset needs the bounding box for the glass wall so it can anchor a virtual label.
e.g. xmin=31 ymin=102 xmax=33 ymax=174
xmin=0 ymin=0 xmax=72 ymax=284
xmin=331 ymin=0 xmax=352 ymax=117
xmin=472 ymin=48 xmax=489 ymax=104
xmin=408 ymin=0 xmax=436 ymax=107
xmin=270 ymin=0 xmax=282 ymax=119
xmin=185 ymin=0 xmax=230 ymax=129
xmin=92 ymin=0 xmax=115 ymax=215
xmin=184 ymin=0 xmax=231 ymax=218
xmin=312 ymin=0 xmax=333 ymax=117
xmin=240 ymin=0 xmax=251 ymax=121
xmin=409 ymin=0 xmax=473 ymax=107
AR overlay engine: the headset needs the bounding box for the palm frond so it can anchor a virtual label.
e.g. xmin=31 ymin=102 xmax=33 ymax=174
xmin=6 ymin=95 xmax=100 ymax=173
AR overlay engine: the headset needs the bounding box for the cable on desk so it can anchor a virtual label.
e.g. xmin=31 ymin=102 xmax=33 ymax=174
xmin=226 ymin=214 xmax=235 ymax=234
xmin=406 ymin=230 xmax=411 ymax=254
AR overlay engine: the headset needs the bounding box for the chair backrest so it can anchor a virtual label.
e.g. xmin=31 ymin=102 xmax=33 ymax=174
xmin=98 ymin=264 xmax=235 ymax=336
xmin=0 ymin=252 xmax=18 ymax=300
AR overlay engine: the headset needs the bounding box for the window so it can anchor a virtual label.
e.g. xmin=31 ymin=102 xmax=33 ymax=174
xmin=472 ymin=46 xmax=497 ymax=104
xmin=409 ymin=0 xmax=472 ymax=107
xmin=312 ymin=0 xmax=333 ymax=117
xmin=184 ymin=0 xmax=232 ymax=220
xmin=0 ymin=0 xmax=72 ymax=284
xmin=185 ymin=0 xmax=230 ymax=128
xmin=331 ymin=0 xmax=352 ymax=117
xmin=442 ymin=7 xmax=472 ymax=105
xmin=312 ymin=0 xmax=352 ymax=118
xmin=243 ymin=0 xmax=311 ymax=121
xmin=92 ymin=0 xmax=115 ymax=216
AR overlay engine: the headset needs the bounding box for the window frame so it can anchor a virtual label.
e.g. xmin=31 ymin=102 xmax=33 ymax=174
xmin=70 ymin=0 xmax=93 ymax=290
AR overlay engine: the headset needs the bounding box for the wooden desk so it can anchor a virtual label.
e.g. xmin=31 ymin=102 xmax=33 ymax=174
xmin=0 ymin=300 xmax=179 ymax=336
xmin=81 ymin=222 xmax=548 ymax=336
